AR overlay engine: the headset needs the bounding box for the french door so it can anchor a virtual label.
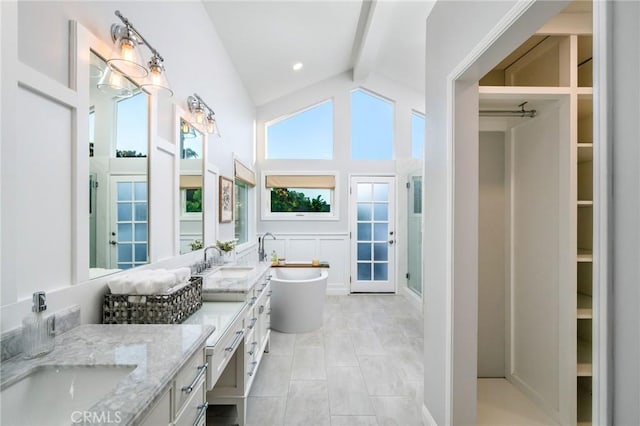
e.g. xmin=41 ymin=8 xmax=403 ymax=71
xmin=109 ymin=176 xmax=148 ymax=270
xmin=350 ymin=176 xmax=396 ymax=293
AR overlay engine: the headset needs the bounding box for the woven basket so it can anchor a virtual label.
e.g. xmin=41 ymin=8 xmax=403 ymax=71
xmin=102 ymin=277 xmax=203 ymax=324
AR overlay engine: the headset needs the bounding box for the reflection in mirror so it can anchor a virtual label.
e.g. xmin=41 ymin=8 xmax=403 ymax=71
xmin=89 ymin=51 xmax=150 ymax=279
xmin=179 ymin=118 xmax=204 ymax=254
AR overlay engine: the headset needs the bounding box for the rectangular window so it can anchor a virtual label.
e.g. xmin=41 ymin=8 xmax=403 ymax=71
xmin=266 ymin=100 xmax=333 ymax=159
xmin=411 ymin=112 xmax=425 ymax=159
xmin=263 ymin=173 xmax=338 ymax=220
xmin=115 ymin=92 xmax=148 ymax=158
xmin=235 ymin=181 xmax=249 ymax=244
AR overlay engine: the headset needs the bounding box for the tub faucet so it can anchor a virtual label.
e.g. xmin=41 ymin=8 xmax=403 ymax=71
xmin=258 ymin=232 xmax=276 ymax=262
xmin=204 ymin=245 xmax=223 ymax=267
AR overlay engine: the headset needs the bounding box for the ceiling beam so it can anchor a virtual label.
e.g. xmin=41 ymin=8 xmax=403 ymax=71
xmin=351 ymin=0 xmax=395 ymax=82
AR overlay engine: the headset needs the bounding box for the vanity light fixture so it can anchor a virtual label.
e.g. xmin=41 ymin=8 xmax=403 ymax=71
xmin=187 ymin=94 xmax=221 ymax=136
xmin=106 ymin=10 xmax=173 ymax=97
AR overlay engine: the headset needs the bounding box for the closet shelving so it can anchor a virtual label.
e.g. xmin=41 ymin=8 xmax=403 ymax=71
xmin=479 ymin=19 xmax=593 ymax=426
xmin=576 ymin=32 xmax=593 ymax=426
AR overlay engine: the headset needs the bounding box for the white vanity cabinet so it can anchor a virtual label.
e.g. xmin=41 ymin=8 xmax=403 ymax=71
xmin=205 ymin=268 xmax=272 ymax=425
xmin=139 ymin=345 xmax=208 ymax=426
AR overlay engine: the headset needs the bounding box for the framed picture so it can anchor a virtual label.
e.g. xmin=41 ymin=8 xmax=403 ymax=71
xmin=219 ymin=176 xmax=234 ymax=223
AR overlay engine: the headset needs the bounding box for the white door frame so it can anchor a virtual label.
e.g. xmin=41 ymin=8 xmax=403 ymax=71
xmin=349 ymin=175 xmax=397 ymax=293
xmin=433 ymin=1 xmax=609 ymax=425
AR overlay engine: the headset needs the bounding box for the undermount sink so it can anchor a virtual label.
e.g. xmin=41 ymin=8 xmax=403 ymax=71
xmin=1 ymin=365 xmax=135 ymax=425
xmin=209 ymin=266 xmax=254 ymax=279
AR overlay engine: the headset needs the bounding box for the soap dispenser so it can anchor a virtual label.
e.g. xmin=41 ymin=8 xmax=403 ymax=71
xmin=22 ymin=291 xmax=55 ymax=359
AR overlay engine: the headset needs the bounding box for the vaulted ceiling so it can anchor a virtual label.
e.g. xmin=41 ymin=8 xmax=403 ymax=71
xmin=202 ymin=1 xmax=436 ymax=106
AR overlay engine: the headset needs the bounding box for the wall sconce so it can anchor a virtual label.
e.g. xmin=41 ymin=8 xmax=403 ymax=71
xmin=105 ymin=10 xmax=173 ymax=97
xmin=187 ymin=94 xmax=221 ymax=136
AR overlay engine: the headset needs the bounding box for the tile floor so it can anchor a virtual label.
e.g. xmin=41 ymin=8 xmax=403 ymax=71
xmin=246 ymin=294 xmax=425 ymax=426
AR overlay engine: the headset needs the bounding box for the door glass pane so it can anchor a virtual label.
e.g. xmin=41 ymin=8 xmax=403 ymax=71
xmin=134 ymin=182 xmax=147 ymax=201
xmin=117 ymin=203 xmax=132 ymax=221
xmin=134 ymin=203 xmax=147 ymax=221
xmin=357 ymin=183 xmax=372 ymax=201
xmin=358 ymin=243 xmax=372 ymax=261
xmin=357 ymin=203 xmax=372 ymax=221
xmin=357 ymin=223 xmax=372 ymax=241
xmin=373 ymin=204 xmax=388 ymax=221
xmin=357 ymin=263 xmax=372 ymax=280
xmin=135 ymin=244 xmax=147 ymax=262
xmin=373 ymin=223 xmax=388 ymax=241
xmin=135 ymin=224 xmax=147 ymax=241
xmin=117 ymin=224 xmax=132 ymax=242
xmin=117 ymin=182 xmax=132 ymax=201
xmin=374 ymin=243 xmax=388 ymax=261
xmin=118 ymin=244 xmax=132 ymax=263
xmin=374 ymin=263 xmax=388 ymax=281
xmin=373 ymin=183 xmax=388 ymax=201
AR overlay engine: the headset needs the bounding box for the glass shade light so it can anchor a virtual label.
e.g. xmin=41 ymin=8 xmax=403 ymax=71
xmin=107 ymin=29 xmax=147 ymax=79
xmin=97 ymin=67 xmax=133 ymax=98
xmin=206 ymin=114 xmax=220 ymax=136
xmin=140 ymin=55 xmax=173 ymax=98
xmin=193 ymin=105 xmax=205 ymax=125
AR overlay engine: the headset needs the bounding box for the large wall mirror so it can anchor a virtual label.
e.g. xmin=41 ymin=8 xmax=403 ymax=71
xmin=89 ymin=51 xmax=150 ymax=278
xmin=178 ymin=118 xmax=204 ymax=254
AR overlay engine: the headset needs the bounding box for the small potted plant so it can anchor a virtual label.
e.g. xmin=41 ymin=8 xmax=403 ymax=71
xmin=216 ymin=239 xmax=236 ymax=263
xmin=190 ymin=239 xmax=204 ymax=251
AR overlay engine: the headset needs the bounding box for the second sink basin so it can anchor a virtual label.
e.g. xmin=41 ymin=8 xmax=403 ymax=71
xmin=209 ymin=265 xmax=254 ymax=279
xmin=1 ymin=365 xmax=135 ymax=426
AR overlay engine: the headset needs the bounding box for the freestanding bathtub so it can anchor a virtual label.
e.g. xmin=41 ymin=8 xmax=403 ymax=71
xmin=270 ymin=267 xmax=329 ymax=333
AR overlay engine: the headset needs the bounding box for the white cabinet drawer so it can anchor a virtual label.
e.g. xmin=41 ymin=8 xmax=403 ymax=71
xmin=174 ymin=378 xmax=207 ymax=426
xmin=207 ymin=314 xmax=245 ymax=389
xmin=175 ymin=349 xmax=207 ymax=416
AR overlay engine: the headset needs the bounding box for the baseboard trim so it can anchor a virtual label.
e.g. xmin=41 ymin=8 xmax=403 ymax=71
xmin=422 ymin=404 xmax=438 ymax=426
xmin=326 ymin=283 xmax=348 ymax=296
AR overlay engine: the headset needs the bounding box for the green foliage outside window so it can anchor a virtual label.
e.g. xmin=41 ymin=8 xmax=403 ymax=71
xmin=270 ymin=188 xmax=330 ymax=213
xmin=186 ymin=188 xmax=202 ymax=213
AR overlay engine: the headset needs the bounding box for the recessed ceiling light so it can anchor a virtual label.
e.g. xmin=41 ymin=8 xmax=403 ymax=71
xmin=292 ymin=62 xmax=304 ymax=71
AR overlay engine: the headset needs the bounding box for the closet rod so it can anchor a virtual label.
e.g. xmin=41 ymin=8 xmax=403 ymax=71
xmin=479 ymin=101 xmax=537 ymax=118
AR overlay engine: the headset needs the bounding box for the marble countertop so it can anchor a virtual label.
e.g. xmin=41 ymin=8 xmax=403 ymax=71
xmin=0 ymin=323 xmax=215 ymax=426
xmin=201 ymin=261 xmax=271 ymax=294
xmin=183 ymin=302 xmax=246 ymax=354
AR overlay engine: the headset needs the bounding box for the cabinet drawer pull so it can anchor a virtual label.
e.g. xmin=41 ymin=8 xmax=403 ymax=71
xmin=225 ymin=330 xmax=244 ymax=352
xmin=247 ymin=361 xmax=258 ymax=377
xmin=267 ymin=291 xmax=272 ymax=297
xmin=193 ymin=403 xmax=208 ymax=426
xmin=249 ymin=296 xmax=258 ymax=306
xmin=181 ymin=363 xmax=208 ymax=394
xmin=248 ymin=317 xmax=258 ymax=329
xmin=259 ymin=305 xmax=265 ymax=314
xmin=248 ymin=341 xmax=258 ymax=355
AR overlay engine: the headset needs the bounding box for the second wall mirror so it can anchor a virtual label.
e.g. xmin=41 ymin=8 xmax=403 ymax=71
xmin=178 ymin=118 xmax=204 ymax=254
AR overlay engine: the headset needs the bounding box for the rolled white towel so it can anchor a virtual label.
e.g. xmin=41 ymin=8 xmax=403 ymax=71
xmin=108 ymin=274 xmax=136 ymax=295
xmin=170 ymin=267 xmax=191 ymax=287
xmin=134 ymin=271 xmax=173 ymax=295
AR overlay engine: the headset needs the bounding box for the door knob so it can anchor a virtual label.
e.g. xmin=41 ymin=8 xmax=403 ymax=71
xmin=109 ymin=240 xmax=117 ymax=245
xmin=388 ymin=240 xmax=394 ymax=245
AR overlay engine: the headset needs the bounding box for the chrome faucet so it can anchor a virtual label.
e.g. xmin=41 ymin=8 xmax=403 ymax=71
xmin=258 ymin=232 xmax=276 ymax=262
xmin=204 ymin=245 xmax=223 ymax=267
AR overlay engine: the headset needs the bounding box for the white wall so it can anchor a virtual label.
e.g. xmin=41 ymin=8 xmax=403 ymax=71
xmin=477 ymin=131 xmax=506 ymax=378
xmin=423 ymin=1 xmax=569 ymax=424
xmin=611 ymin=2 xmax=640 ymax=424
xmin=256 ymin=71 xmax=424 ymax=294
xmin=1 ymin=2 xmax=255 ymax=331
